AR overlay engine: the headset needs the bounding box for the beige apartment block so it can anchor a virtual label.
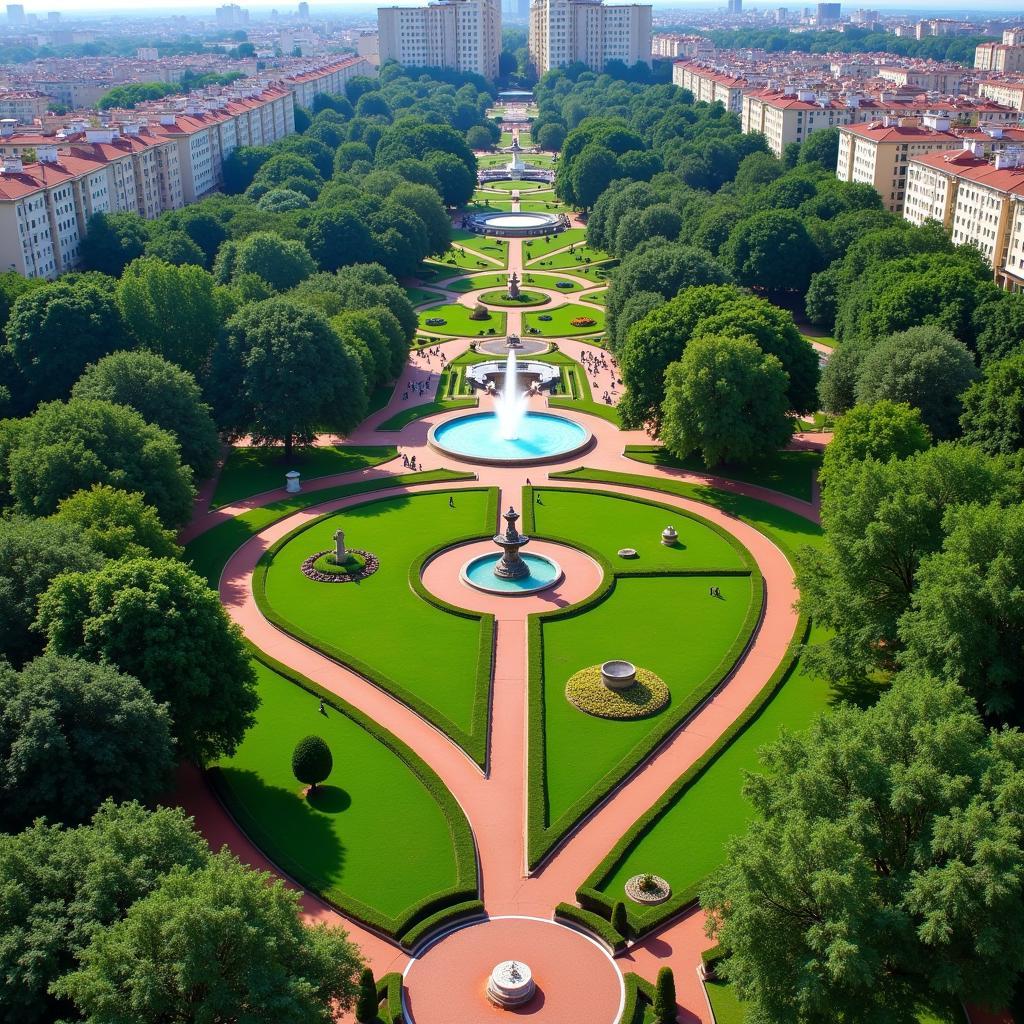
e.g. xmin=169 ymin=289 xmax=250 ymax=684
xmin=378 ymin=0 xmax=501 ymax=81
xmin=672 ymin=61 xmax=746 ymax=114
xmin=529 ymin=0 xmax=651 ymax=76
xmin=742 ymin=88 xmax=857 ymax=157
xmin=836 ymin=117 xmax=961 ymax=213
xmin=974 ymin=43 xmax=1024 ymax=74
xmin=904 ymin=147 xmax=1024 ymax=288
xmin=977 ymin=81 xmax=1024 ymax=112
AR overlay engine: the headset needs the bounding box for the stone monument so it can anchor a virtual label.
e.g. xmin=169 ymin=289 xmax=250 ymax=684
xmin=508 ymin=271 xmax=520 ymax=300
xmin=334 ymin=528 xmax=346 ymax=563
xmin=285 ymin=470 xmax=301 ymax=493
xmin=492 ymin=506 xmax=531 ymax=581
xmin=487 ymin=960 xmax=536 ymax=1007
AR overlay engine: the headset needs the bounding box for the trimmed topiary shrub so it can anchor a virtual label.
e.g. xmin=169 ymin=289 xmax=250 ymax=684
xmin=611 ymin=900 xmax=629 ymax=939
xmin=654 ymin=967 xmax=676 ymax=1024
xmin=291 ymin=735 xmax=332 ymax=793
xmin=355 ymin=967 xmax=377 ymax=1023
xmin=469 ymin=303 xmax=490 ymax=321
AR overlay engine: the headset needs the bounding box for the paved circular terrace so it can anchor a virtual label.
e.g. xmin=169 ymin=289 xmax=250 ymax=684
xmin=403 ymin=917 xmax=623 ymax=1024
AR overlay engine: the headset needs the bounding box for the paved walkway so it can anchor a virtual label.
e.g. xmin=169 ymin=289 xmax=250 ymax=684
xmin=170 ymin=207 xmax=997 ymax=1024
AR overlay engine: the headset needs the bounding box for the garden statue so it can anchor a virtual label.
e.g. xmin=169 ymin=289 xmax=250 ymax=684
xmin=508 ymin=271 xmax=520 ymax=300
xmin=334 ymin=528 xmax=346 ymax=563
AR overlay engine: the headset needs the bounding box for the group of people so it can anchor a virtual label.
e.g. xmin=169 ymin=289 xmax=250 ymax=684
xmin=579 ymin=348 xmax=621 ymax=405
xmin=400 ymin=452 xmax=425 ymax=471
xmin=402 ymin=378 xmax=433 ymax=402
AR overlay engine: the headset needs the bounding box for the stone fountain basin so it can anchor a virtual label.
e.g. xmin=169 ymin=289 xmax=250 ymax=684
xmin=601 ymin=660 xmax=637 ymax=690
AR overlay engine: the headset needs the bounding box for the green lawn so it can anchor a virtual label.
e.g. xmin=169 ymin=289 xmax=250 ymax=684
xmin=405 ymin=286 xmax=448 ymax=306
xmin=580 ymin=290 xmax=606 ymax=305
xmin=523 ymin=303 xmax=605 ymax=337
xmin=801 ymin=331 xmax=835 ymax=348
xmin=530 ymin=243 xmax=612 ymax=271
xmin=705 ymin=980 xmax=965 ymax=1024
xmin=260 ymin=491 xmax=495 ymax=756
xmin=418 ymin=302 xmax=507 ymax=338
xmin=211 ymin=446 xmax=396 ymax=510
xmin=449 ymin=228 xmax=510 ymax=258
xmin=624 ymin=445 xmax=822 ymax=504
xmin=484 ymin=178 xmax=550 ymax=192
xmin=441 ymin=271 xmax=583 ymax=295
xmin=214 ymin=660 xmax=467 ymax=929
xmin=185 ymin=468 xmax=473 ymax=588
xmin=428 ymin=241 xmax=507 ymax=272
xmin=519 ymin=198 xmax=569 ymax=212
xmin=523 ymin=228 xmax=587 ymax=259
xmin=479 ymin=289 xmax=549 ymax=307
xmin=527 ymin=488 xmax=760 ymax=864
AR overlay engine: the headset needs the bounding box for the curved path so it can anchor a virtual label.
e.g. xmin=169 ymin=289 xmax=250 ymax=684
xmin=175 ymin=189 xmax=830 ymax=1024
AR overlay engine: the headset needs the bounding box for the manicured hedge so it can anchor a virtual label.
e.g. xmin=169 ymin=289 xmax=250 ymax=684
xmin=399 ymin=898 xmax=486 ymax=951
xmin=251 ymin=488 xmax=497 ymax=766
xmin=574 ymin=614 xmax=812 ymax=938
xmin=554 ymin=902 xmax=626 ymax=953
xmin=377 ymin=972 xmax=404 ymax=1024
xmin=620 ymin=972 xmax=657 ymax=1024
xmin=523 ymin=486 xmax=763 ymax=869
xmin=209 ymin=644 xmax=480 ymax=940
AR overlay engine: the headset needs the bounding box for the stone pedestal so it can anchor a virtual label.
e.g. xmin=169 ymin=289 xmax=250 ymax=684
xmin=285 ymin=470 xmax=301 ymax=493
xmin=661 ymin=525 xmax=678 ymax=546
xmin=486 ymin=961 xmax=536 ymax=1007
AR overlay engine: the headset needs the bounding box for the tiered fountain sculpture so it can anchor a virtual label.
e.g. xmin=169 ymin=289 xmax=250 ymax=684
xmin=507 ymin=271 xmax=520 ymax=300
xmin=492 ymin=506 xmax=530 ymax=581
xmin=487 ymin=960 xmax=536 ymax=1007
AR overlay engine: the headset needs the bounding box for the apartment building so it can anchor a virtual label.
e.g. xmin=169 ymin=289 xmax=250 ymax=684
xmin=0 ymin=91 xmax=52 ymax=123
xmin=904 ymin=147 xmax=1024 ymax=286
xmin=673 ymin=61 xmax=747 ymax=114
xmin=975 ymin=43 xmax=1024 ymax=74
xmin=378 ymin=0 xmax=502 ymax=81
xmin=977 ymin=80 xmax=1024 ymax=112
xmin=652 ymin=33 xmax=713 ymax=59
xmin=529 ymin=0 xmax=652 ymax=76
xmin=874 ymin=64 xmax=964 ymax=93
xmin=836 ymin=117 xmax=961 ymax=212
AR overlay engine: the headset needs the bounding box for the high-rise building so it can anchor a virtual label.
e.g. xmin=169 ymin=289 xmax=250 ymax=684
xmin=378 ymin=0 xmax=502 ymax=81
xmin=215 ymin=3 xmax=250 ymax=27
xmin=6 ymin=4 xmax=25 ymax=23
xmin=529 ymin=0 xmax=652 ymax=75
xmin=298 ymin=1 xmax=309 ymax=18
xmin=727 ymin=0 xmax=742 ymax=14
xmin=816 ymin=2 xmax=840 ymax=25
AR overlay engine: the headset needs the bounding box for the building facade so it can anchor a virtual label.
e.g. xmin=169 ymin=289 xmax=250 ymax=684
xmin=974 ymin=42 xmax=1024 ymax=74
xmin=529 ymin=0 xmax=651 ymax=75
xmin=672 ymin=61 xmax=746 ymax=114
xmin=378 ymin=0 xmax=502 ymax=81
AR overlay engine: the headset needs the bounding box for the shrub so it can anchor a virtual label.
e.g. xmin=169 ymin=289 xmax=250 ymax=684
xmin=564 ymin=666 xmax=669 ymax=720
xmin=291 ymin=735 xmax=333 ymax=792
xmin=611 ymin=900 xmax=629 ymax=938
xmin=469 ymin=303 xmax=490 ymax=321
xmin=355 ymin=967 xmax=377 ymax=1023
xmin=653 ymin=967 xmax=676 ymax=1024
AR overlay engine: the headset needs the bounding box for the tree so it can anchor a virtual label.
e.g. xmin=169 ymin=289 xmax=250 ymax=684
xmin=227 ymin=232 xmax=316 ymax=292
xmin=466 ymin=124 xmax=492 ymax=150
xmin=798 ymin=126 xmax=840 ymax=169
xmin=143 ymin=229 xmax=205 ymax=266
xmin=55 ymin=851 xmax=364 ymax=1023
xmin=37 ymin=557 xmax=258 ymax=763
xmin=701 ymin=674 xmax=1024 ymax=1022
xmin=1 ymin=398 xmax=195 ymax=528
xmin=116 ymin=257 xmax=228 ymax=378
xmin=51 ymin=484 xmax=181 ymax=560
xmin=6 ymin=277 xmax=133 ymax=406
xmin=390 ymin=182 xmax=451 ymax=256
xmin=72 ymin=350 xmax=219 ymax=478
xmin=653 ymin=967 xmax=676 ymax=1024
xmin=899 ymin=502 xmax=1024 ymax=722
xmin=304 ymin=208 xmax=373 ymax=273
xmin=722 ymin=210 xmax=822 ymax=293
xmin=855 ymin=325 xmax=978 ymax=440
xmin=425 ymin=151 xmax=475 ymax=207
xmin=660 ymin=334 xmax=794 ymax=467
xmin=797 ymin=443 xmax=1011 ymax=684
xmin=292 ymin=735 xmax=333 ymax=793
xmin=0 ymin=515 xmax=104 ymax=667
xmin=571 ymin=144 xmax=620 ymax=211
xmin=355 ymin=967 xmax=377 ymax=1023
xmin=959 ymin=351 xmax=1024 ymax=455
xmin=818 ymin=400 xmax=931 ymax=490
xmin=0 ymin=801 xmax=209 ymax=1024
xmin=78 ymin=211 xmax=149 ymax=275
xmin=211 ymin=299 xmax=367 ymax=460
xmin=537 ymin=122 xmax=566 ymax=151
xmin=0 ymin=654 xmax=174 ymax=831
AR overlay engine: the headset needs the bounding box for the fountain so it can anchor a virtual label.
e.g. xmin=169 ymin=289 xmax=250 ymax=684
xmin=493 ymin=347 xmax=529 ymax=441
xmin=460 ymin=505 xmax=563 ymax=595
xmin=487 ymin=960 xmax=536 ymax=1007
xmin=507 ymin=271 xmax=521 ymax=301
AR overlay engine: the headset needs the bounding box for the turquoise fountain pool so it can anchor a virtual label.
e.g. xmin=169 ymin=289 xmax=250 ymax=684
xmin=428 ymin=411 xmax=590 ymax=465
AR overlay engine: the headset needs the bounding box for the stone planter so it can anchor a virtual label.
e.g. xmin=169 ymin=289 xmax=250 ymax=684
xmin=625 ymin=874 xmax=671 ymax=906
xmin=601 ymin=660 xmax=636 ymax=690
xmin=661 ymin=525 xmax=678 ymax=546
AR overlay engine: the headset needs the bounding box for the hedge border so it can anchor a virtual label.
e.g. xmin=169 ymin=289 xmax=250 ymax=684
xmin=399 ymin=898 xmax=486 ymax=951
xmin=554 ymin=901 xmax=626 ymax=953
xmin=250 ymin=487 xmax=498 ymax=767
xmin=522 ymin=486 xmax=763 ymax=870
xmin=209 ymin=643 xmax=479 ymax=942
xmin=376 ymin=972 xmax=404 ymax=1024
xmin=620 ymin=972 xmax=657 ymax=1024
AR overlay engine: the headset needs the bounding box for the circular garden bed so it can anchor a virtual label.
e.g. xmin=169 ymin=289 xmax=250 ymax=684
xmin=478 ymin=288 xmax=550 ymax=308
xmin=301 ymin=548 xmax=379 ymax=583
xmin=564 ymin=665 xmax=669 ymax=720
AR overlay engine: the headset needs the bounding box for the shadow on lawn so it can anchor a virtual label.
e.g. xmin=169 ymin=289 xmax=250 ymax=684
xmin=216 ymin=767 xmax=347 ymax=885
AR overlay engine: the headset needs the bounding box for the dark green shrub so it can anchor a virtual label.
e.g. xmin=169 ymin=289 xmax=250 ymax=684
xmin=355 ymin=967 xmax=377 ymax=1022
xmin=654 ymin=966 xmax=676 ymax=1024
xmin=611 ymin=900 xmax=629 ymax=939
xmin=291 ymin=735 xmax=332 ymax=792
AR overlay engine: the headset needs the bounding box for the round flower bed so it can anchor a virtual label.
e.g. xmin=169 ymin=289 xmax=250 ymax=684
xmin=556 ymin=281 xmax=574 ymax=289
xmin=570 ymin=316 xmax=597 ymax=328
xmin=301 ymin=548 xmax=379 ymax=584
xmin=425 ymin=318 xmax=447 ymax=327
xmin=478 ymin=289 xmax=550 ymax=308
xmin=564 ymin=665 xmax=669 ymax=720
xmin=625 ymin=873 xmax=671 ymax=905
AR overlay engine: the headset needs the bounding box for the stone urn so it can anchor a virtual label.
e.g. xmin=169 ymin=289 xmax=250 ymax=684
xmin=661 ymin=525 xmax=678 ymax=546
xmin=601 ymin=660 xmax=637 ymax=690
xmin=285 ymin=470 xmax=301 ymax=493
xmin=486 ymin=961 xmax=535 ymax=1007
